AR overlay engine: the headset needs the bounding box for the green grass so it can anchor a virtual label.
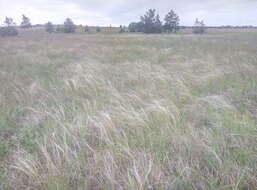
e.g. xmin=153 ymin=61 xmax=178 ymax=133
xmin=192 ymin=73 xmax=257 ymax=97
xmin=0 ymin=29 xmax=257 ymax=189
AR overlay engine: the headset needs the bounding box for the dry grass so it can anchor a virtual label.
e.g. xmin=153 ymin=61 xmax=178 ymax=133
xmin=0 ymin=29 xmax=257 ymax=190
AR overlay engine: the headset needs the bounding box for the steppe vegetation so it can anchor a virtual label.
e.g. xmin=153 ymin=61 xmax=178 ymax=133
xmin=0 ymin=29 xmax=257 ymax=189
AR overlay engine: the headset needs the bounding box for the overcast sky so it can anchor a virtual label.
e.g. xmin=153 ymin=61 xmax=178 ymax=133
xmin=0 ymin=0 xmax=257 ymax=26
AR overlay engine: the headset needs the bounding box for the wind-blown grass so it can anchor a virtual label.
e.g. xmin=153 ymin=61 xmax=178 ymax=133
xmin=0 ymin=30 xmax=257 ymax=190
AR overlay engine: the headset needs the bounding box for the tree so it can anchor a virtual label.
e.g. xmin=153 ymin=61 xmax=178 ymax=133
xmin=119 ymin=25 xmax=125 ymax=33
xmin=140 ymin=9 xmax=162 ymax=33
xmin=128 ymin=22 xmax=144 ymax=33
xmin=128 ymin=22 xmax=137 ymax=32
xmin=136 ymin=22 xmax=144 ymax=32
xmin=193 ymin=18 xmax=206 ymax=34
xmin=0 ymin=17 xmax=18 ymax=36
xmin=164 ymin=10 xmax=180 ymax=33
xmin=63 ymin=18 xmax=76 ymax=33
xmin=85 ymin=25 xmax=90 ymax=32
xmin=4 ymin=17 xmax=15 ymax=26
xmin=154 ymin=14 xmax=162 ymax=33
xmin=45 ymin=22 xmax=54 ymax=33
xmin=20 ymin=15 xmax=31 ymax=28
xmin=96 ymin=27 xmax=101 ymax=32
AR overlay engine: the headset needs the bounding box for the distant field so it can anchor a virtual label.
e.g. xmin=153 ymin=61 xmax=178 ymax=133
xmin=0 ymin=29 xmax=257 ymax=189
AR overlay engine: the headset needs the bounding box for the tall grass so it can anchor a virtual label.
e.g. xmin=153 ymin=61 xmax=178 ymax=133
xmin=0 ymin=30 xmax=257 ymax=189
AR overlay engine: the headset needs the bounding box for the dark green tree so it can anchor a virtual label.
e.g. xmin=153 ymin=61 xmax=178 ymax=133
xmin=45 ymin=22 xmax=54 ymax=33
xmin=20 ymin=15 xmax=31 ymax=28
xmin=140 ymin=9 xmax=162 ymax=33
xmin=85 ymin=25 xmax=90 ymax=32
xmin=63 ymin=18 xmax=76 ymax=33
xmin=128 ymin=22 xmax=144 ymax=32
xmin=154 ymin=14 xmax=162 ymax=33
xmin=164 ymin=10 xmax=180 ymax=33
xmin=128 ymin=22 xmax=137 ymax=32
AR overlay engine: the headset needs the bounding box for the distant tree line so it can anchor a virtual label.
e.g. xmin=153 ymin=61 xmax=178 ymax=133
xmin=0 ymin=14 xmax=101 ymax=36
xmin=0 ymin=10 xmax=201 ymax=37
xmin=5 ymin=10 xmax=257 ymax=37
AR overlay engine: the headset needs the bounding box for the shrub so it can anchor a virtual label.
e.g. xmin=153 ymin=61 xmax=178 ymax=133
xmin=0 ymin=27 xmax=18 ymax=37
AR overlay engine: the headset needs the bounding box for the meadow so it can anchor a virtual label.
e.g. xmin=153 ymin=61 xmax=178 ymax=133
xmin=0 ymin=29 xmax=257 ymax=189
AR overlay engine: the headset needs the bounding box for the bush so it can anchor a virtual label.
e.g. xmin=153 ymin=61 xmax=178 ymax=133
xmin=63 ymin=18 xmax=76 ymax=33
xmin=0 ymin=26 xmax=18 ymax=37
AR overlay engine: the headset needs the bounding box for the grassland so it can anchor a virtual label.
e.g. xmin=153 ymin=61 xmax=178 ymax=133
xmin=0 ymin=29 xmax=257 ymax=190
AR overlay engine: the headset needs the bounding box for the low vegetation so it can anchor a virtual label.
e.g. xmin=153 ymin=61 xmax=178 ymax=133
xmin=0 ymin=17 xmax=18 ymax=37
xmin=0 ymin=29 xmax=256 ymax=189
